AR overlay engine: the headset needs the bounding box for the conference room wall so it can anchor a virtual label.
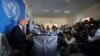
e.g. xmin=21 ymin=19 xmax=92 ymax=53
xmin=66 ymin=16 xmax=75 ymax=26
xmin=33 ymin=17 xmax=67 ymax=27
xmin=73 ymin=3 xmax=100 ymax=24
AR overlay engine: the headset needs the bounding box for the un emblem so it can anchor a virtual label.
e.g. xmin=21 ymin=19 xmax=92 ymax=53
xmin=2 ymin=0 xmax=20 ymax=20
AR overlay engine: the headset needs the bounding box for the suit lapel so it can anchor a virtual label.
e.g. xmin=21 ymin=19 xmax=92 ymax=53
xmin=17 ymin=25 xmax=25 ymax=34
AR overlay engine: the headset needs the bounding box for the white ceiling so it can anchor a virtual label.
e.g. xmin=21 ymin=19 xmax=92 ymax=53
xmin=27 ymin=0 xmax=100 ymax=18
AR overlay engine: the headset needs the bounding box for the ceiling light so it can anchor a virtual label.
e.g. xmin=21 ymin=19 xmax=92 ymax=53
xmin=54 ymin=10 xmax=60 ymax=13
xmin=64 ymin=11 xmax=70 ymax=13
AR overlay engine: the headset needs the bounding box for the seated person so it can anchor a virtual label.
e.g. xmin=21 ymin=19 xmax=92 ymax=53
xmin=64 ymin=32 xmax=80 ymax=56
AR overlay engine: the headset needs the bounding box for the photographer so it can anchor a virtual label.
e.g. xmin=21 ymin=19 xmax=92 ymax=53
xmin=73 ymin=22 xmax=89 ymax=55
xmin=87 ymin=25 xmax=100 ymax=56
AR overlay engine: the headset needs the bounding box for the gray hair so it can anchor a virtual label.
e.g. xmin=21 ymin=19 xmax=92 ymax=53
xmin=17 ymin=19 xmax=24 ymax=24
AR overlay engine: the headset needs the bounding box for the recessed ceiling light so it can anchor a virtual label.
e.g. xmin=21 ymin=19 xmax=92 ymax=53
xmin=54 ymin=10 xmax=60 ymax=13
xmin=64 ymin=11 xmax=70 ymax=13
xmin=43 ymin=10 xmax=49 ymax=12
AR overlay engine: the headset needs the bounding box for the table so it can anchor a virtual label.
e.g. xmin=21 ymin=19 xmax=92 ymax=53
xmin=33 ymin=36 xmax=58 ymax=56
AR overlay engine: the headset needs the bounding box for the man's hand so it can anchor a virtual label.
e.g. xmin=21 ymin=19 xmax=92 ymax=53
xmin=26 ymin=33 xmax=33 ymax=40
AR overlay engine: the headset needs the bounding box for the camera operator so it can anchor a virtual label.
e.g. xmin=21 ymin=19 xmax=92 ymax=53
xmin=89 ymin=18 xmax=99 ymax=27
xmin=87 ymin=25 xmax=100 ymax=56
xmin=73 ymin=22 xmax=89 ymax=55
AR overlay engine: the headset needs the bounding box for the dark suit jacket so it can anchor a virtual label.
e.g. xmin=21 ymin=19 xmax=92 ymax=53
xmin=10 ymin=25 xmax=27 ymax=45
xmin=9 ymin=25 xmax=33 ymax=56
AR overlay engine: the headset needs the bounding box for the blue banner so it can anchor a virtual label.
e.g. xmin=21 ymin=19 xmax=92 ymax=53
xmin=0 ymin=0 xmax=25 ymax=33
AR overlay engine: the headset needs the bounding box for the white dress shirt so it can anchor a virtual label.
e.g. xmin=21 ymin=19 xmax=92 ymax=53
xmin=65 ymin=37 xmax=76 ymax=44
xmin=88 ymin=29 xmax=100 ymax=42
xmin=18 ymin=24 xmax=23 ymax=31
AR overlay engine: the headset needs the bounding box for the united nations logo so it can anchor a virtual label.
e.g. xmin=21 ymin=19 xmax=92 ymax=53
xmin=2 ymin=0 xmax=20 ymax=20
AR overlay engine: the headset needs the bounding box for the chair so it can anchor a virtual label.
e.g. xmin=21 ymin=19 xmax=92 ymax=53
xmin=0 ymin=33 xmax=10 ymax=56
xmin=0 ymin=33 xmax=24 ymax=56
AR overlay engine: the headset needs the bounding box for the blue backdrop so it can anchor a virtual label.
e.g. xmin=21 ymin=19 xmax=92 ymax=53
xmin=0 ymin=0 xmax=25 ymax=33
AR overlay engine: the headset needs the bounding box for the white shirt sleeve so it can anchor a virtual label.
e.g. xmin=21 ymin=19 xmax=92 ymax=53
xmin=88 ymin=35 xmax=100 ymax=42
xmin=88 ymin=29 xmax=100 ymax=42
xmin=65 ymin=37 xmax=75 ymax=44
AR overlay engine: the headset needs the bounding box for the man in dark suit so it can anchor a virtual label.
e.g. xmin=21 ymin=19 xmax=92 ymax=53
xmin=10 ymin=17 xmax=33 ymax=56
